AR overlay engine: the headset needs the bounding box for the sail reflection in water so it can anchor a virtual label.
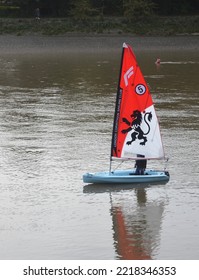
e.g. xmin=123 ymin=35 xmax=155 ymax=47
xmin=111 ymin=188 xmax=164 ymax=260
xmin=84 ymin=183 xmax=165 ymax=260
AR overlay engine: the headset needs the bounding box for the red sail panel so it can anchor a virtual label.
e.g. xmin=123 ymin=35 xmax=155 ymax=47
xmin=111 ymin=43 xmax=154 ymax=158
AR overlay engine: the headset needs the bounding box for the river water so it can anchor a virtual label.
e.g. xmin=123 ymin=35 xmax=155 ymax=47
xmin=0 ymin=36 xmax=198 ymax=260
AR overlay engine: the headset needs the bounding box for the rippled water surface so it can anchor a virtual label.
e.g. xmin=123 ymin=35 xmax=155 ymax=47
xmin=0 ymin=39 xmax=198 ymax=259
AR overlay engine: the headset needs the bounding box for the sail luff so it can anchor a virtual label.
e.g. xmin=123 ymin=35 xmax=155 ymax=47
xmin=110 ymin=44 xmax=126 ymax=161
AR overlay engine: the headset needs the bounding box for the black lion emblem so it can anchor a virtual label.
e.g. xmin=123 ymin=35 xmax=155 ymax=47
xmin=121 ymin=110 xmax=152 ymax=145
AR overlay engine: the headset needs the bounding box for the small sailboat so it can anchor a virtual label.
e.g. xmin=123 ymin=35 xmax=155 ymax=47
xmin=83 ymin=43 xmax=169 ymax=184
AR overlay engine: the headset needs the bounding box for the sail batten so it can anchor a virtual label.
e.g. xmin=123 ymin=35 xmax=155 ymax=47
xmin=111 ymin=43 xmax=165 ymax=160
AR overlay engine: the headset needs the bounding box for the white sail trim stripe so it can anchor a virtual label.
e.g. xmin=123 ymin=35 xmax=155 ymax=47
xmin=124 ymin=66 xmax=134 ymax=86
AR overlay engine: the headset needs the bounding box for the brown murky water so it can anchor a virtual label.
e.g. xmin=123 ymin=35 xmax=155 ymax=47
xmin=0 ymin=36 xmax=198 ymax=259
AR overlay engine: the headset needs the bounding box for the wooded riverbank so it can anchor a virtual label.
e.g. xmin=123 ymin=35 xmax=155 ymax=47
xmin=0 ymin=16 xmax=198 ymax=36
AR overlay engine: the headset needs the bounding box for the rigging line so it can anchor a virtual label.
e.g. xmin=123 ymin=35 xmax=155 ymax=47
xmin=112 ymin=160 xmax=124 ymax=172
xmin=164 ymin=157 xmax=169 ymax=170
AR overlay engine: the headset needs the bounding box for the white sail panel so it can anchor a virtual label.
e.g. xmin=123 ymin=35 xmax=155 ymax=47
xmin=121 ymin=105 xmax=164 ymax=159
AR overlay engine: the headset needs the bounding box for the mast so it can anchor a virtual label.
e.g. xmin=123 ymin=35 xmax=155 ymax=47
xmin=109 ymin=43 xmax=127 ymax=173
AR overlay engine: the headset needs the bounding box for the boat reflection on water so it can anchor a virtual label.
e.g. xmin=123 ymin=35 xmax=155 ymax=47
xmin=84 ymin=184 xmax=166 ymax=260
xmin=111 ymin=188 xmax=164 ymax=260
xmin=83 ymin=181 xmax=167 ymax=193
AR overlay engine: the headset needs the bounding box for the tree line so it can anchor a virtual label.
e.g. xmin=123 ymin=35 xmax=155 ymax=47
xmin=1 ymin=0 xmax=199 ymax=19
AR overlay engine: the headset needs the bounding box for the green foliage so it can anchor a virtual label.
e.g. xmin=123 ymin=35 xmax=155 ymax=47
xmin=70 ymin=0 xmax=98 ymax=21
xmin=0 ymin=5 xmax=18 ymax=10
xmin=0 ymin=15 xmax=198 ymax=36
xmin=152 ymin=0 xmax=198 ymax=15
xmin=123 ymin=0 xmax=155 ymax=21
xmin=1 ymin=0 xmax=198 ymax=18
xmin=0 ymin=4 xmax=20 ymax=17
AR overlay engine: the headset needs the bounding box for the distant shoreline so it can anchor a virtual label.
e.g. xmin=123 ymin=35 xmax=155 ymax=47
xmin=0 ymin=16 xmax=199 ymax=36
xmin=0 ymin=34 xmax=198 ymax=55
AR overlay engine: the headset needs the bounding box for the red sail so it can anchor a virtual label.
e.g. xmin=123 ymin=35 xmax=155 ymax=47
xmin=111 ymin=43 xmax=156 ymax=159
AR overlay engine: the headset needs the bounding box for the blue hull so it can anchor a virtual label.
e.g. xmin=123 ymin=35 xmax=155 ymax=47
xmin=83 ymin=169 xmax=169 ymax=184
